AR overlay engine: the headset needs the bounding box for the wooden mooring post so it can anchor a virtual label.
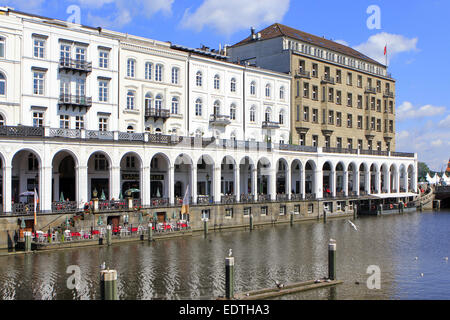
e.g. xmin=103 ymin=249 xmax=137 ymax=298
xmin=328 ymin=239 xmax=336 ymax=280
xmin=225 ymin=254 xmax=235 ymax=299
xmin=100 ymin=269 xmax=118 ymax=300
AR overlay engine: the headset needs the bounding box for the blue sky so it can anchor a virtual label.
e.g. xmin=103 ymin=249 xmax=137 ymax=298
xmin=2 ymin=0 xmax=449 ymax=170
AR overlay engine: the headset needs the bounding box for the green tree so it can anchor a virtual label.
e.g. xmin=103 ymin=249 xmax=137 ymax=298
xmin=418 ymin=162 xmax=430 ymax=180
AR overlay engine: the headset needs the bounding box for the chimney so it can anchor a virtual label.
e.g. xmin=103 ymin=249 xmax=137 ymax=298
xmin=251 ymin=27 xmax=256 ymax=39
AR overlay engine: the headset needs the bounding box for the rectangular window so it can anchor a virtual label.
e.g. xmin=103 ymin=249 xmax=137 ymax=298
xmin=99 ymin=51 xmax=109 ymax=69
xmin=60 ymin=44 xmax=71 ymax=61
xmin=336 ymin=112 xmax=342 ymax=126
xmin=261 ymin=206 xmax=268 ymax=216
xmin=296 ymin=105 xmax=300 ymax=121
xmin=357 ymin=75 xmax=362 ymax=88
xmin=377 ymin=119 xmax=381 ymax=131
xmin=299 ymin=133 xmax=305 ymax=146
xmin=33 ymin=71 xmax=45 ymax=95
xmin=347 ymin=114 xmax=352 ymax=128
xmin=357 ymin=115 xmax=363 ymax=129
xmin=59 ymin=115 xmax=69 ymax=129
xmin=336 ymin=137 xmax=342 ymax=149
xmin=75 ymin=115 xmax=84 ymax=129
xmin=98 ymin=80 xmax=109 ymax=102
xmin=347 ymin=138 xmax=353 ymax=149
xmin=99 ymin=117 xmax=108 ymax=131
xmin=225 ymin=208 xmax=233 ymax=219
xmin=312 ymin=109 xmax=318 ymax=123
xmin=328 ymin=110 xmax=334 ymax=125
xmin=33 ymin=38 xmax=45 ymax=58
xmin=243 ymin=207 xmax=251 ymax=217
xmin=312 ymin=85 xmax=318 ymax=100
xmin=75 ymin=47 xmax=86 ymax=62
xmin=389 ymin=120 xmax=393 ymax=132
xmin=336 ymin=90 xmax=341 ymax=104
xmin=346 ymin=72 xmax=352 ymax=85
xmin=303 ymin=82 xmax=309 ymax=98
xmin=328 ymin=88 xmax=334 ymax=102
xmin=358 ymin=139 xmax=363 ymax=150
xmin=357 ymin=95 xmax=362 ymax=108
xmin=377 ymin=99 xmax=381 ymax=112
xmin=33 ymin=111 xmax=44 ymax=127
xmin=308 ymin=203 xmax=313 ymax=214
xmin=0 ymin=37 xmax=5 ymax=58
xmin=347 ymin=93 xmax=352 ymax=106
xmin=201 ymin=209 xmax=210 ymax=220
xmin=294 ymin=205 xmax=300 ymax=215
xmin=312 ymin=135 xmax=318 ymax=147
xmin=312 ymin=64 xmax=318 ymax=77
xmin=303 ymin=106 xmax=309 ymax=121
xmin=279 ymin=205 xmax=286 ymax=216
xmin=377 ymin=141 xmax=382 ymax=151
xmin=336 ymin=69 xmax=341 ymax=83
xmin=172 ymin=67 xmax=179 ymax=84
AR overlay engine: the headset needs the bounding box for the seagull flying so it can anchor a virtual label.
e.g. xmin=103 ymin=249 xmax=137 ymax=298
xmin=347 ymin=220 xmax=358 ymax=231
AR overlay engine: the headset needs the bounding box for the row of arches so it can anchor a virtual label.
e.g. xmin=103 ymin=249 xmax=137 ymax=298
xmin=0 ymin=148 xmax=416 ymax=213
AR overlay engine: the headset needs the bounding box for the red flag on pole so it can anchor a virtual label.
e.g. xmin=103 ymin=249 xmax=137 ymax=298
xmin=384 ymin=45 xmax=387 ymax=55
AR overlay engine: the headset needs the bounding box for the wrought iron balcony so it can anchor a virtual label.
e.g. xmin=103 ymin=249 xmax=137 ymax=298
xmin=365 ymin=86 xmax=376 ymax=94
xmin=383 ymin=90 xmax=394 ymax=98
xmin=197 ymin=195 xmax=214 ymax=204
xmin=0 ymin=125 xmax=44 ymax=137
xmin=295 ymin=69 xmax=311 ymax=79
xmin=59 ymin=58 xmax=92 ymax=74
xmin=290 ymin=193 xmax=303 ymax=201
xmin=305 ymin=193 xmax=316 ymax=200
xmin=276 ymin=194 xmax=289 ymax=201
xmin=321 ymin=75 xmax=335 ymax=84
xmin=145 ymin=108 xmax=170 ymax=121
xmin=240 ymin=194 xmax=254 ymax=203
xmin=262 ymin=121 xmax=280 ymax=129
xmin=221 ymin=195 xmax=236 ymax=204
xmin=209 ymin=114 xmax=231 ymax=126
xmin=257 ymin=194 xmax=271 ymax=202
xmin=58 ymin=94 xmax=92 ymax=108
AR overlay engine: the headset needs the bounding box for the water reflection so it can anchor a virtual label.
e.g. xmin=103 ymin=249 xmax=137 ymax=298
xmin=0 ymin=211 xmax=449 ymax=300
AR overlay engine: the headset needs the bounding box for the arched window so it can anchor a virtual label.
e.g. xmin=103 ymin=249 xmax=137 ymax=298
xmin=155 ymin=128 xmax=162 ymax=135
xmin=213 ymin=100 xmax=220 ymax=115
xmin=265 ymin=83 xmax=271 ymax=97
xmin=195 ymin=98 xmax=202 ymax=116
xmin=230 ymin=103 xmax=236 ymax=120
xmin=145 ymin=62 xmax=152 ymax=80
xmin=195 ymin=129 xmax=202 ymax=138
xmin=279 ymin=86 xmax=285 ymax=100
xmin=126 ymin=90 xmax=135 ymax=109
xmin=171 ymin=67 xmax=179 ymax=84
xmin=171 ymin=96 xmax=179 ymax=114
xmin=0 ymin=72 xmax=5 ymax=96
xmin=250 ymin=106 xmax=256 ymax=122
xmin=144 ymin=92 xmax=153 ymax=110
xmin=214 ymin=74 xmax=220 ymax=90
xmin=155 ymin=64 xmax=163 ymax=81
xmin=127 ymin=125 xmax=134 ymax=133
xmin=196 ymin=71 xmax=202 ymax=87
xmin=127 ymin=59 xmax=135 ymax=77
xmin=0 ymin=114 xmax=5 ymax=126
xmin=155 ymin=94 xmax=163 ymax=111
xmin=230 ymin=78 xmax=236 ymax=92
xmin=230 ymin=132 xmax=236 ymax=140
xmin=145 ymin=126 xmax=151 ymax=133
xmin=265 ymin=107 xmax=271 ymax=122
xmin=250 ymin=81 xmax=256 ymax=95
xmin=279 ymin=110 xmax=284 ymax=125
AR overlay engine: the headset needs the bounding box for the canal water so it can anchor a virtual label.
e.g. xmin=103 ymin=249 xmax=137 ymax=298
xmin=0 ymin=210 xmax=449 ymax=300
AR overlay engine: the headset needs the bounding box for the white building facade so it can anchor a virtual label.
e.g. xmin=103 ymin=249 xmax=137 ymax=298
xmin=0 ymin=8 xmax=418 ymax=216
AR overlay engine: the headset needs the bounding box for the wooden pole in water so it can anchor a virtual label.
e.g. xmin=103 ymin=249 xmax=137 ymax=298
xmin=249 ymin=214 xmax=253 ymax=231
xmin=204 ymin=219 xmax=208 ymax=237
xmin=290 ymin=211 xmax=294 ymax=226
xmin=24 ymin=231 xmax=32 ymax=252
xmin=100 ymin=269 xmax=118 ymax=300
xmin=225 ymin=255 xmax=235 ymax=299
xmin=323 ymin=209 xmax=327 ymax=223
xmin=148 ymin=222 xmax=153 ymax=242
xmin=106 ymin=225 xmax=112 ymax=246
xmin=328 ymin=240 xmax=336 ymax=280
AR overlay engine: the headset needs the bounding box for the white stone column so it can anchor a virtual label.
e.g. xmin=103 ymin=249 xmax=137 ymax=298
xmin=142 ymin=165 xmax=150 ymax=207
xmin=168 ymin=166 xmax=175 ymax=204
xmin=395 ymin=170 xmax=400 ymax=193
xmin=386 ymin=170 xmax=391 ymax=194
xmin=301 ymin=167 xmax=305 ymax=199
xmin=269 ymin=168 xmax=276 ymax=201
xmin=41 ymin=166 xmax=52 ymax=212
xmin=111 ymin=166 xmax=121 ymax=200
xmin=404 ymin=171 xmax=409 ymax=192
xmin=3 ymin=166 xmax=12 ymax=213
xmin=330 ymin=170 xmax=336 ymax=197
xmin=365 ymin=171 xmax=370 ymax=193
xmin=354 ymin=170 xmax=360 ymax=196
xmin=376 ymin=170 xmax=381 ymax=194
xmin=343 ymin=170 xmax=348 ymax=196
xmin=191 ymin=166 xmax=197 ymax=203
xmin=315 ymin=169 xmax=323 ymax=199
xmin=234 ymin=165 xmax=240 ymax=202
xmin=414 ymin=165 xmax=418 ymax=192
xmin=252 ymin=168 xmax=257 ymax=201
xmin=285 ymin=167 xmax=291 ymax=200
xmin=53 ymin=173 xmax=59 ymax=202
xmin=214 ymin=165 xmax=221 ymax=203
xmin=76 ymin=165 xmax=88 ymax=209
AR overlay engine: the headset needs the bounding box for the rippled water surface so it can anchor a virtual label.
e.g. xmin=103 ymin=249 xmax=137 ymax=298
xmin=0 ymin=210 xmax=449 ymax=300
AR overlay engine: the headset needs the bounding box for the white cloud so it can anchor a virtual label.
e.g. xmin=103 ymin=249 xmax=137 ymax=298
xmin=180 ymin=0 xmax=290 ymax=35
xmin=438 ymin=114 xmax=450 ymax=128
xmin=396 ymin=101 xmax=446 ymax=121
xmin=353 ymin=32 xmax=418 ymax=65
xmin=77 ymin=0 xmax=174 ymax=28
xmin=0 ymin=0 xmax=46 ymax=13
